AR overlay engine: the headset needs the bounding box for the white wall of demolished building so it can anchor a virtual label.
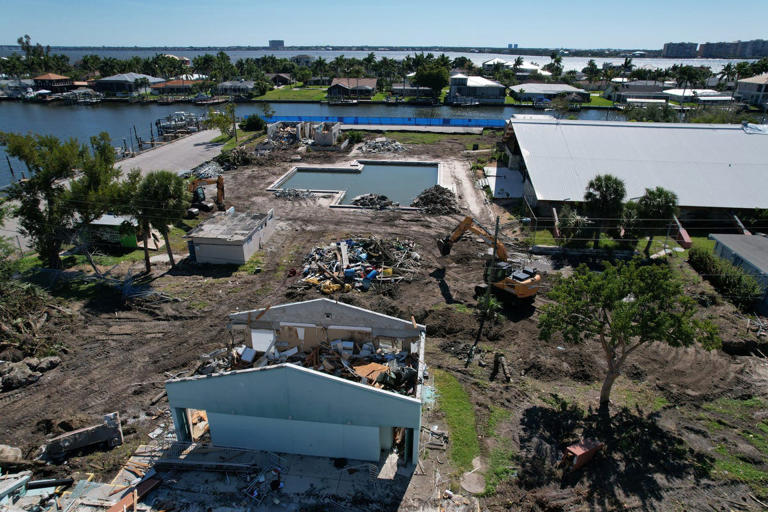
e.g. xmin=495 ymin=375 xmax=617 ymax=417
xmin=165 ymin=299 xmax=426 ymax=465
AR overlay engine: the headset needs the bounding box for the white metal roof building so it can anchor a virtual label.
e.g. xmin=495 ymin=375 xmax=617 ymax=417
xmin=504 ymin=119 xmax=768 ymax=211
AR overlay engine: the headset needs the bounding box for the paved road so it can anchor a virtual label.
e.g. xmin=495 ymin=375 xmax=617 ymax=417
xmin=117 ymin=129 xmax=223 ymax=176
xmin=1 ymin=130 xmax=224 ymax=252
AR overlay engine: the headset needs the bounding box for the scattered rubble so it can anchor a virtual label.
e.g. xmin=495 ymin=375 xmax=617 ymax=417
xmin=38 ymin=412 xmax=124 ymax=462
xmin=0 ymin=444 xmax=23 ymax=462
xmin=178 ymin=160 xmax=223 ymax=179
xmin=273 ymin=188 xmax=316 ymax=200
xmin=361 ymin=137 xmax=406 ymax=153
xmin=351 ymin=193 xmax=398 ymax=209
xmin=295 ymin=237 xmax=421 ymax=295
xmin=411 ymin=185 xmax=460 ymax=215
xmin=0 ymin=356 xmax=60 ymax=391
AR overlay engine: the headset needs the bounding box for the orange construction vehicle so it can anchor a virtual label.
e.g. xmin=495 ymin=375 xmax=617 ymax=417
xmin=188 ymin=175 xmax=225 ymax=211
xmin=438 ymin=216 xmax=541 ymax=301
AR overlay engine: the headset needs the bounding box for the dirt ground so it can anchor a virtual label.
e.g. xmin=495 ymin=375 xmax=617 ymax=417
xmin=2 ymin=132 xmax=768 ymax=511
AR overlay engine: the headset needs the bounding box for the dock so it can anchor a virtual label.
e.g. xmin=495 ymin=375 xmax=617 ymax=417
xmin=116 ymin=129 xmax=223 ymax=177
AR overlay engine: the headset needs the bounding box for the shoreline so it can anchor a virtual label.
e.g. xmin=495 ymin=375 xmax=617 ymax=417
xmin=0 ymin=96 xmax=622 ymax=111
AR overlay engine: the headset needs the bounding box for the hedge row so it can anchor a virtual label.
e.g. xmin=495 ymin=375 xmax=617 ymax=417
xmin=688 ymin=247 xmax=763 ymax=310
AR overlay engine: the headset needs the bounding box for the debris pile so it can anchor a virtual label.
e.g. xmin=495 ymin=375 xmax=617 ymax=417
xmin=361 ymin=137 xmax=406 ymax=153
xmin=411 ymin=185 xmax=460 ymax=215
xmin=178 ymin=160 xmax=222 ymax=179
xmin=274 ymin=188 xmax=316 ymax=200
xmin=351 ymin=193 xmax=397 ymax=209
xmin=295 ymin=237 xmax=421 ymax=295
xmin=0 ymin=356 xmax=60 ymax=391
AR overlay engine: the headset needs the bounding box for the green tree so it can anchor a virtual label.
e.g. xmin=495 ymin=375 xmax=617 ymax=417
xmin=539 ymin=259 xmax=720 ymax=411
xmin=413 ymin=64 xmax=449 ymax=98
xmin=584 ymin=174 xmax=626 ymax=249
xmin=0 ymin=133 xmax=82 ymax=268
xmin=204 ymin=104 xmax=235 ymax=138
xmin=637 ymin=187 xmax=678 ymax=256
xmin=583 ymin=59 xmax=600 ymax=83
xmin=68 ymin=133 xmax=123 ymax=272
xmin=135 ymin=171 xmax=189 ymax=269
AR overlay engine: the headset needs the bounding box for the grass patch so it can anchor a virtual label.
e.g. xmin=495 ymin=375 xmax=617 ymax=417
xmin=587 ymin=94 xmax=614 ymax=107
xmin=450 ymin=303 xmax=474 ymax=314
xmin=484 ymin=440 xmax=517 ymax=495
xmin=434 ymin=369 xmax=480 ymax=471
xmin=211 ymin=129 xmax=261 ymax=151
xmin=712 ymin=445 xmax=768 ymax=485
xmin=239 ymin=251 xmax=265 ymax=274
xmin=252 ymin=85 xmax=327 ymax=101
xmin=703 ymin=397 xmax=765 ymax=422
xmin=382 ymin=131 xmax=449 ymax=144
xmin=485 ymin=405 xmax=512 ymax=437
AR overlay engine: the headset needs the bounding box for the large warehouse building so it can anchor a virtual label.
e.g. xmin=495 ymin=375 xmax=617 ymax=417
xmin=502 ymin=119 xmax=768 ymax=213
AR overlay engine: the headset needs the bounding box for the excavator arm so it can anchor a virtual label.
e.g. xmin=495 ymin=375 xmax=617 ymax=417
xmin=188 ymin=175 xmax=225 ymax=209
xmin=438 ymin=216 xmax=508 ymax=261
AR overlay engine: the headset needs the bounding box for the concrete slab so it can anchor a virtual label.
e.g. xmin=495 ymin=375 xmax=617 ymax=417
xmin=340 ymin=124 xmax=483 ymax=134
xmin=117 ymin=130 xmax=223 ymax=177
xmin=484 ymin=165 xmax=524 ymax=199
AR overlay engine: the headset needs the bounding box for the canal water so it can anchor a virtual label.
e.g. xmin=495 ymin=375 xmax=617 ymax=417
xmin=0 ymin=101 xmax=624 ymax=189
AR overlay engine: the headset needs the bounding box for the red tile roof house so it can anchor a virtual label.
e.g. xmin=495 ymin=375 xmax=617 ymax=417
xmin=33 ymin=73 xmax=73 ymax=93
xmin=328 ymin=78 xmax=378 ymax=99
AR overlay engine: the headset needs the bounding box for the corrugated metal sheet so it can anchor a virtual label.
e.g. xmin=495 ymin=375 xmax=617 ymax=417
xmin=511 ymin=119 xmax=768 ymax=209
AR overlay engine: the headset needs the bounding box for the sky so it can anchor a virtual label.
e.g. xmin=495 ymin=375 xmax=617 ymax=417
xmin=2 ymin=0 xmax=767 ymax=49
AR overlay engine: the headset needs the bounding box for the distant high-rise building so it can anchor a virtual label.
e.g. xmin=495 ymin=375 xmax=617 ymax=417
xmin=508 ymin=43 xmax=518 ymax=49
xmin=698 ymin=39 xmax=768 ymax=58
xmin=268 ymin=40 xmax=285 ymax=49
xmin=662 ymin=42 xmax=698 ymax=58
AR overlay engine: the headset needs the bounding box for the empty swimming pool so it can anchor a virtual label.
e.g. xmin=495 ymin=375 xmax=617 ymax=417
xmin=275 ymin=161 xmax=439 ymax=206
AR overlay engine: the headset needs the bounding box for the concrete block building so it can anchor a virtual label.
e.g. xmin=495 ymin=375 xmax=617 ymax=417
xmin=187 ymin=209 xmax=275 ymax=265
xmin=165 ymin=299 xmax=426 ymax=464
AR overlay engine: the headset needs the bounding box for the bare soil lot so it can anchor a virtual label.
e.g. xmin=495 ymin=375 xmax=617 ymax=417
xmin=2 ymin=132 xmax=768 ymax=510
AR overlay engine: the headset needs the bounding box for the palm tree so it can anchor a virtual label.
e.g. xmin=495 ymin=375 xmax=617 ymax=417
xmin=512 ymin=56 xmax=524 ymax=76
xmin=622 ymin=57 xmax=634 ymax=74
xmin=131 ymin=171 xmax=189 ymax=272
xmin=584 ymin=174 xmax=626 ymax=249
xmin=638 ymin=187 xmax=678 ymax=256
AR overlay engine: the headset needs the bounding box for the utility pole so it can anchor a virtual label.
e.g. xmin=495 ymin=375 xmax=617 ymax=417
xmin=465 ymin=216 xmax=500 ymax=368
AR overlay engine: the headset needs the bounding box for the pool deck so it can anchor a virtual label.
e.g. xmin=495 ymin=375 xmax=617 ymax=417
xmin=340 ymin=124 xmax=483 ymax=134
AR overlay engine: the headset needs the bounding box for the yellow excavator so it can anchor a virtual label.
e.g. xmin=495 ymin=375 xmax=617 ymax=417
xmin=438 ymin=216 xmax=541 ymax=301
xmin=188 ymin=175 xmax=225 ymax=211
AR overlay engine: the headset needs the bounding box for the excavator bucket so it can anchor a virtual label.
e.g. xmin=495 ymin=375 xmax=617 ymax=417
xmin=437 ymin=237 xmax=452 ymax=256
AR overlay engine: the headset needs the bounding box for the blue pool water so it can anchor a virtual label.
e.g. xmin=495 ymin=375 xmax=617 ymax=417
xmin=279 ymin=162 xmax=438 ymax=205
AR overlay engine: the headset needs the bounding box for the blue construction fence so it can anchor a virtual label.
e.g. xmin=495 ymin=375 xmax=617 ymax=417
xmin=260 ymin=115 xmax=506 ymax=128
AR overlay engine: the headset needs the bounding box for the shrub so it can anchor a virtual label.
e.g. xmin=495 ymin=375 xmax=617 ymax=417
xmin=239 ymin=115 xmax=266 ymax=132
xmin=344 ymin=131 xmax=365 ymax=144
xmin=688 ymin=247 xmax=762 ymax=310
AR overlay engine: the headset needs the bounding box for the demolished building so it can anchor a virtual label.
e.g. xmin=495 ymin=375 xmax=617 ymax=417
xmin=165 ymin=299 xmax=426 ymax=465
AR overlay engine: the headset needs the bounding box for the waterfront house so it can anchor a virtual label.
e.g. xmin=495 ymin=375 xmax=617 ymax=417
xmin=150 ymin=79 xmax=203 ymax=95
xmin=502 ymin=118 xmax=768 ymax=214
xmin=94 ymin=72 xmax=165 ymax=96
xmin=217 ymin=79 xmax=256 ymax=96
xmin=603 ymin=80 xmax=669 ymax=103
xmin=306 ymin=76 xmax=332 ymax=86
xmin=33 ymin=73 xmax=73 ymax=93
xmin=390 ymin=83 xmax=433 ymax=97
xmin=663 ymin=88 xmax=732 ymax=104
xmin=736 ymin=73 xmax=768 ymax=107
xmin=509 ymin=83 xmax=590 ymax=102
xmin=265 ymin=73 xmax=293 ymax=87
xmin=445 ymin=74 xmax=506 ymax=105
xmin=327 ymin=78 xmax=378 ymax=99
